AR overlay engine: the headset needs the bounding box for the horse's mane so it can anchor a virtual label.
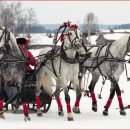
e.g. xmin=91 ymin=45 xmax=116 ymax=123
xmin=9 ymin=31 xmax=23 ymax=58
xmin=111 ymin=34 xmax=130 ymax=47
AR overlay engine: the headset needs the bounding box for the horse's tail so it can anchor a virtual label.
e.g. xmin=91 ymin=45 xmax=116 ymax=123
xmin=41 ymin=72 xmax=53 ymax=96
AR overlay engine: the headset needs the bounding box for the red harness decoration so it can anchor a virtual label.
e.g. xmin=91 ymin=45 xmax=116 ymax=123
xmin=59 ymin=22 xmax=79 ymax=43
xmin=60 ymin=34 xmax=65 ymax=43
xmin=70 ymin=24 xmax=79 ymax=30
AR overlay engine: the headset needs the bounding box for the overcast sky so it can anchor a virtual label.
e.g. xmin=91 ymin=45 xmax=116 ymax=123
xmin=7 ymin=1 xmax=130 ymax=25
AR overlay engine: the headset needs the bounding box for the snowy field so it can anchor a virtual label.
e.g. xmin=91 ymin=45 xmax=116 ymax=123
xmin=1 ymin=32 xmax=130 ymax=129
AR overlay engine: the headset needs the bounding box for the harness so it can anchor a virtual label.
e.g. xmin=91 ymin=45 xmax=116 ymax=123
xmin=81 ymin=36 xmax=130 ymax=80
xmin=30 ymin=22 xmax=87 ymax=80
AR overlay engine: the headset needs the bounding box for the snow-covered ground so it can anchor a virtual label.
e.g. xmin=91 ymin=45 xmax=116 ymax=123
xmin=1 ymin=31 xmax=130 ymax=129
xmin=1 ymin=71 xmax=130 ymax=129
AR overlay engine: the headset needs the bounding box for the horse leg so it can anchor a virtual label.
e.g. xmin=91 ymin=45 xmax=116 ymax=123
xmin=64 ymin=88 xmax=73 ymax=121
xmin=55 ymin=91 xmax=64 ymax=116
xmin=72 ymin=88 xmax=82 ymax=114
xmin=0 ymin=92 xmax=4 ymax=119
xmin=88 ymin=73 xmax=100 ymax=112
xmin=103 ymin=77 xmax=117 ymax=116
xmin=54 ymin=80 xmax=64 ymax=116
xmin=72 ymin=69 xmax=83 ymax=114
xmin=35 ymin=86 xmax=43 ymax=117
xmin=0 ymin=76 xmax=5 ymax=119
xmin=116 ymin=86 xmax=126 ymax=116
xmin=103 ymin=87 xmax=116 ymax=116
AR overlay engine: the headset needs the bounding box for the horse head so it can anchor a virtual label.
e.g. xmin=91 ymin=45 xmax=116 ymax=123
xmin=60 ymin=23 xmax=83 ymax=60
xmin=0 ymin=26 xmax=25 ymax=88
xmin=63 ymin=24 xmax=82 ymax=50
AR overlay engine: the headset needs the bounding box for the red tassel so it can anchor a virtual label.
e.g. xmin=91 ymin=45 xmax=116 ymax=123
xmin=75 ymin=98 xmax=80 ymax=107
xmin=105 ymin=99 xmax=112 ymax=109
xmin=22 ymin=102 xmax=28 ymax=116
xmin=56 ymin=97 xmax=62 ymax=108
xmin=118 ymin=95 xmax=123 ymax=108
xmin=0 ymin=99 xmax=3 ymax=110
xmin=66 ymin=102 xmax=71 ymax=113
xmin=36 ymin=96 xmax=41 ymax=109
xmin=90 ymin=92 xmax=97 ymax=103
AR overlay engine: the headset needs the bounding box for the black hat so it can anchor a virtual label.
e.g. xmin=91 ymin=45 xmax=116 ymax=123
xmin=16 ymin=38 xmax=26 ymax=45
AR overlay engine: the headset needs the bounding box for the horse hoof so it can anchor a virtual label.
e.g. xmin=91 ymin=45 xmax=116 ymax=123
xmin=103 ymin=109 xmax=108 ymax=116
xmin=67 ymin=117 xmax=73 ymax=121
xmin=0 ymin=114 xmax=5 ymax=119
xmin=0 ymin=110 xmax=5 ymax=119
xmin=24 ymin=116 xmax=31 ymax=122
xmin=92 ymin=102 xmax=97 ymax=112
xmin=72 ymin=106 xmax=80 ymax=114
xmin=0 ymin=113 xmax=5 ymax=119
xmin=37 ymin=109 xmax=43 ymax=117
xmin=13 ymin=107 xmax=19 ymax=113
xmin=67 ymin=113 xmax=73 ymax=121
xmin=37 ymin=112 xmax=43 ymax=117
xmin=58 ymin=108 xmax=64 ymax=116
xmin=120 ymin=109 xmax=126 ymax=116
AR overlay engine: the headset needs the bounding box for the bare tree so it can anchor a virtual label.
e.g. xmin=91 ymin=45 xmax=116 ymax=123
xmin=24 ymin=8 xmax=37 ymax=33
xmin=0 ymin=1 xmax=6 ymax=25
xmin=0 ymin=2 xmax=37 ymax=34
xmin=84 ymin=12 xmax=99 ymax=44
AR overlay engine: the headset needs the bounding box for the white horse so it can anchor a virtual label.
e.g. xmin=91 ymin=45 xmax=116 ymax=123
xmin=0 ymin=26 xmax=26 ymax=119
xmin=80 ymin=34 xmax=130 ymax=116
xmin=35 ymin=23 xmax=86 ymax=121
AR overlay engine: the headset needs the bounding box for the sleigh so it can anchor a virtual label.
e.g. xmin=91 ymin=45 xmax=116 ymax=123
xmin=3 ymin=72 xmax=52 ymax=113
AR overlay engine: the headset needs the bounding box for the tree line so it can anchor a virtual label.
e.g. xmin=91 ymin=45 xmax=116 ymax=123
xmin=113 ymin=24 xmax=130 ymax=30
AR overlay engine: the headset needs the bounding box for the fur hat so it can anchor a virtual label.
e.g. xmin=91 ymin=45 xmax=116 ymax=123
xmin=16 ymin=38 xmax=26 ymax=45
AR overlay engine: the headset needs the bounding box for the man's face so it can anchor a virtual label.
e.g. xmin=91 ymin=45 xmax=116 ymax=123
xmin=18 ymin=44 xmax=25 ymax=48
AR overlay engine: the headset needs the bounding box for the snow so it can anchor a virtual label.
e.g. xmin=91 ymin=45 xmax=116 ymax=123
xmin=103 ymin=33 xmax=127 ymax=40
xmin=30 ymin=33 xmax=61 ymax=46
xmin=1 ymin=31 xmax=130 ymax=129
xmin=103 ymin=29 xmax=130 ymax=33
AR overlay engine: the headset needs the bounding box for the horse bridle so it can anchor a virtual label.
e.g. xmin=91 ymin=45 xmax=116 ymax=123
xmin=0 ymin=27 xmax=27 ymax=64
xmin=63 ymin=27 xmax=82 ymax=49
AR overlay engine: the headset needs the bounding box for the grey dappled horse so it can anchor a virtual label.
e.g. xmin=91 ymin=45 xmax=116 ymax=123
xmin=0 ymin=26 xmax=26 ymax=119
xmin=35 ymin=24 xmax=85 ymax=121
xmin=81 ymin=34 xmax=130 ymax=116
